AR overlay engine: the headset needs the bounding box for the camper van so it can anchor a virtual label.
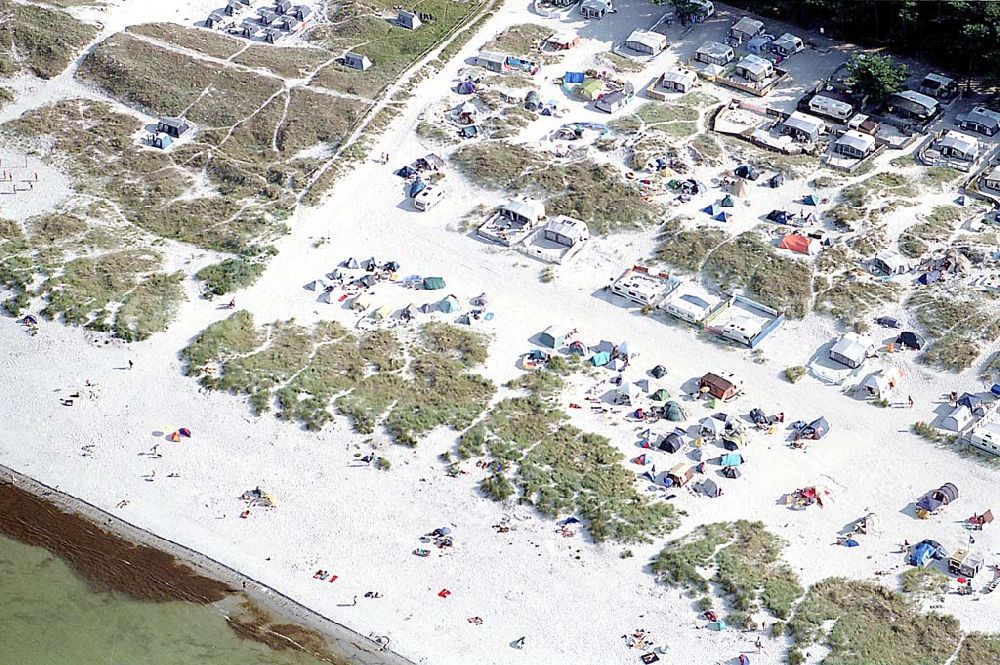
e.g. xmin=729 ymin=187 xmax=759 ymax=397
xmin=414 ymin=186 xmax=445 ymax=211
xmin=808 ymin=95 xmax=852 ymax=121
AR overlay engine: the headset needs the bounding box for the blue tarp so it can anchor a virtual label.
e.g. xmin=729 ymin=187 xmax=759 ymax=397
xmin=408 ymin=179 xmax=426 ymax=197
xmin=564 ymin=71 xmax=585 ymax=83
xmin=592 ymin=351 xmax=611 ymax=366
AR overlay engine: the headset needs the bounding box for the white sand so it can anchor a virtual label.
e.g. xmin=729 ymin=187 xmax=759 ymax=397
xmin=2 ymin=2 xmax=1000 ymax=664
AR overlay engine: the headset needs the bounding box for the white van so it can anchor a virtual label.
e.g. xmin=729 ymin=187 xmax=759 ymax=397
xmin=414 ymin=186 xmax=445 ymax=211
xmin=808 ymin=94 xmax=853 ymax=121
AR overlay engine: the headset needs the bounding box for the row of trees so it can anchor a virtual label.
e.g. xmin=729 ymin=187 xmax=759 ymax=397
xmin=667 ymin=0 xmax=1000 ymax=89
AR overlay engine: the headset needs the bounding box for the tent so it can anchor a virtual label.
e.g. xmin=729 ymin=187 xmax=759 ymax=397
xmin=720 ymin=194 xmax=735 ymax=207
xmin=409 ymin=179 xmax=427 ymax=197
xmin=917 ymin=483 xmax=958 ymax=513
xmin=651 ymin=388 xmax=671 ymax=402
xmin=304 ymin=280 xmax=324 ymax=291
xmin=779 ymin=234 xmax=818 ymax=255
xmin=419 ymin=303 xmax=435 ymax=314
xmin=700 ymin=416 xmax=724 ymax=438
xmin=707 ymin=619 xmax=727 ymax=631
xmin=539 ymin=326 xmax=565 ymax=349
xmin=579 ymin=79 xmax=604 ymax=100
xmin=909 ymin=540 xmax=941 ymax=567
xmin=664 ymin=401 xmax=686 ymax=422
xmin=439 ymin=295 xmax=460 ymax=313
xmin=732 ymin=178 xmax=749 ymax=198
xmin=769 ymin=173 xmax=784 ymax=188
xmin=698 ymin=479 xmax=720 ymax=497
xmin=352 ymin=293 xmax=372 ymax=311
xmin=766 ymin=209 xmax=791 ymax=225
xmin=715 ymin=211 xmax=732 ymax=223
xmin=667 ymin=463 xmax=695 ymax=486
xmin=699 ymin=372 xmax=742 ymax=401
xmin=855 ymin=512 xmax=878 ymax=534
xmin=896 ymin=331 xmax=924 ymax=350
xmin=799 ymin=417 xmax=830 ymax=440
xmin=396 ymin=165 xmax=416 ymax=178
xmin=343 ymin=257 xmax=360 ymax=269
xmin=326 ymin=269 xmax=342 ymax=280
xmin=722 ymin=437 xmax=744 ymax=451
xmin=318 ymin=290 xmax=335 ymax=304
xmin=957 ymin=393 xmax=984 ymax=411
xmin=703 ymin=204 xmax=722 ymax=216
xmin=658 ymin=432 xmax=683 ymax=453
xmin=371 ymin=304 xmax=393 ymax=320
xmin=457 ymin=80 xmax=476 ymax=94
xmin=568 ymin=340 xmax=586 ymax=354
xmin=423 ymin=276 xmax=446 ymax=290
xmin=735 ymin=165 xmax=759 ymax=180
xmin=592 ymin=351 xmax=611 ymax=366
xmin=861 ymin=367 xmax=902 ymax=400
xmin=650 ymin=365 xmax=667 ymax=379
xmin=722 ymin=466 xmax=742 ymax=479
xmin=564 ymin=71 xmax=585 ymax=84
xmin=918 ymin=270 xmax=941 ymax=285
xmin=720 ymin=453 xmax=743 ymax=467
xmin=803 ymin=194 xmax=820 ymax=206
xmin=402 ymin=303 xmax=419 ymax=320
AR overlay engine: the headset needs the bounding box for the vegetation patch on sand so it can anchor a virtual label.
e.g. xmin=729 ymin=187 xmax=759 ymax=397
xmin=788 ymin=578 xmax=961 ymax=665
xmin=814 ymin=272 xmax=901 ymax=324
xmin=652 ymin=521 xmax=803 ymax=627
xmin=309 ymin=0 xmax=486 ymax=99
xmin=955 ymin=633 xmax=1000 ymax=665
xmin=482 ymin=24 xmax=554 ymax=62
xmin=0 ymin=0 xmax=99 ymax=79
xmin=898 ymin=206 xmax=964 ymax=258
xmin=907 ymin=287 xmax=1000 ymax=371
xmin=182 ymin=315 xmax=495 ymax=438
xmin=453 ymin=142 xmax=660 ymax=233
xmin=702 ymin=232 xmax=813 ymax=318
xmin=655 ymin=219 xmax=726 ymax=272
xmin=458 ymin=361 xmax=678 ymax=543
xmin=126 ymin=23 xmax=244 ymax=59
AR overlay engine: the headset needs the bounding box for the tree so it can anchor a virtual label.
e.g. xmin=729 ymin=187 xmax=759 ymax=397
xmin=846 ymin=53 xmax=909 ymax=104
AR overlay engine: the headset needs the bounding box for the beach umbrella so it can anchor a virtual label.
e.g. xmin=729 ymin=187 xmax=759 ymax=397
xmin=179 ymin=428 xmax=191 ymax=438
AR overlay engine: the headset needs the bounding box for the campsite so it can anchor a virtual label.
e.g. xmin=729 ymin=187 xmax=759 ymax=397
xmin=1 ymin=1 xmax=1000 ymax=665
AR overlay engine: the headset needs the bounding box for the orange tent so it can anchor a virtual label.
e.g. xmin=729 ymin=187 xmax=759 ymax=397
xmin=779 ymin=234 xmax=818 ymax=256
xmin=168 ymin=431 xmax=181 ymax=442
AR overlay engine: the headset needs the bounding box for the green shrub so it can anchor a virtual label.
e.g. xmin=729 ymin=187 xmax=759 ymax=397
xmin=784 ymin=366 xmax=806 ymax=383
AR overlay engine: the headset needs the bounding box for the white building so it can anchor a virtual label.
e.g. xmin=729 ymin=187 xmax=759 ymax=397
xmin=833 ymin=130 xmax=876 ymax=159
xmin=625 ymin=29 xmax=667 ymax=55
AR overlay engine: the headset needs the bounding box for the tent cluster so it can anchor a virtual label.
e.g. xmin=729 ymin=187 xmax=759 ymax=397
xmin=167 ymin=427 xmax=192 ymax=443
xmin=395 ymin=153 xmax=444 ymax=179
xmin=916 ymin=482 xmax=958 ymax=517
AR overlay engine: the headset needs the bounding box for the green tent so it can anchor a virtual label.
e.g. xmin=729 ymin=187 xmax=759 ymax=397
xmin=592 ymin=351 xmax=611 ymax=366
xmin=579 ymin=79 xmax=604 ymax=100
xmin=720 ymin=195 xmax=735 ymax=207
xmin=423 ymin=276 xmax=446 ymax=290
xmin=651 ymin=388 xmax=670 ymax=402
xmin=664 ymin=401 xmax=686 ymax=422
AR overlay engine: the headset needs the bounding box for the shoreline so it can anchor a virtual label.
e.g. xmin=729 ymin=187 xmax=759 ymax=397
xmin=0 ymin=463 xmax=415 ymax=665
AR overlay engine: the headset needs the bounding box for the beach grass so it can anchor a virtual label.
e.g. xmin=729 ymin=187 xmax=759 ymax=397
xmin=0 ymin=0 xmax=99 ymax=78
xmin=481 ymin=23 xmax=553 ymax=61
xmin=702 ymin=232 xmax=813 ymax=317
xmin=898 ymin=206 xmax=963 ymax=258
xmin=232 ymin=45 xmax=333 ymax=79
xmin=127 ymin=23 xmax=244 ymax=59
xmin=900 ymin=567 xmax=948 ymax=596
xmin=814 ymin=273 xmax=901 ymax=324
xmin=908 ymin=288 xmax=1000 ymax=371
xmin=955 ymin=633 xmax=1000 ymax=665
xmin=655 ymin=222 xmax=726 ymax=272
xmin=459 ymin=364 xmax=678 ymax=543
xmin=653 ymin=521 xmax=803 ymax=625
xmin=788 ymin=578 xmax=961 ymax=665
xmin=453 ymin=142 xmax=660 ymax=233
xmin=196 ymin=258 xmax=267 ymax=296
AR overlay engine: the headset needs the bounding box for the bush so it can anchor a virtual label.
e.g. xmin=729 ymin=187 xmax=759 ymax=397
xmin=481 ymin=472 xmax=515 ymax=501
xmin=620 ymin=549 xmax=634 ymax=559
xmin=787 ymin=647 xmax=805 ymax=665
xmin=784 ymin=366 xmax=806 ymax=383
xmin=197 ymin=257 xmax=266 ymax=296
xmin=771 ymin=621 xmax=787 ymax=637
xmin=375 ymin=457 xmax=391 ymax=471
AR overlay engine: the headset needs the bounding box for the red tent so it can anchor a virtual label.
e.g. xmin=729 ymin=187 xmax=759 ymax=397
xmin=779 ymin=234 xmax=818 ymax=256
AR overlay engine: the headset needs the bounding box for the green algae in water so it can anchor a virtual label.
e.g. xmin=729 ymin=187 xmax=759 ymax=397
xmin=0 ymin=534 xmax=340 ymax=665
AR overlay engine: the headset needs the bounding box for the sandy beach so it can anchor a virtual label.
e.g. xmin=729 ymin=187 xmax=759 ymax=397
xmin=2 ymin=0 xmax=1000 ymax=664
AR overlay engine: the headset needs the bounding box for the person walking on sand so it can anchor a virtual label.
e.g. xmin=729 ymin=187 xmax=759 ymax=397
xmin=128 ymin=360 xmax=133 ymax=370
xmin=352 ymin=595 xmax=358 ymax=606
xmin=908 ymin=395 xmax=914 ymax=408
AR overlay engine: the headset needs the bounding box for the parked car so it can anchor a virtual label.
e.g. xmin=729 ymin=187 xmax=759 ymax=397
xmin=876 ymin=316 xmax=901 ymax=329
xmin=414 ymin=186 xmax=445 ymax=211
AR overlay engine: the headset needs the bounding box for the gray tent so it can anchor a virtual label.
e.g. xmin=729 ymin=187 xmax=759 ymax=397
xmin=343 ymin=257 xmax=359 ymax=269
xmin=419 ymin=303 xmax=435 ymax=314
xmin=304 ymin=280 xmax=324 ymax=291
xmin=721 ymin=466 xmax=742 ymax=479
xmin=664 ymin=401 xmax=686 ymax=422
xmin=326 ymin=269 xmax=342 ymax=281
xmin=697 ymin=479 xmax=720 ymax=497
xmin=658 ymin=432 xmax=683 ymax=453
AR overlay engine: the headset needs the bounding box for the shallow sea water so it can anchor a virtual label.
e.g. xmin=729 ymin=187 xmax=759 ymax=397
xmin=0 ymin=534 xmax=342 ymax=665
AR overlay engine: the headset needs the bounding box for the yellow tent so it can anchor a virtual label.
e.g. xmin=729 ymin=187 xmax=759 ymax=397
xmin=372 ymin=305 xmax=393 ymax=320
xmin=579 ymin=79 xmax=605 ymax=100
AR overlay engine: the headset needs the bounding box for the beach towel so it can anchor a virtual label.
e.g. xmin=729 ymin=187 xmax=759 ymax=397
xmin=438 ymin=589 xmax=451 ymax=598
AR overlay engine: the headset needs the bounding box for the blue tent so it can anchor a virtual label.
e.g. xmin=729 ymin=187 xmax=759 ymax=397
xmin=844 ymin=538 xmax=860 ymax=547
xmin=803 ymin=194 xmax=820 ymax=206
xmin=703 ymin=204 xmax=721 ymax=216
xmin=909 ymin=541 xmax=939 ymax=567
xmin=457 ymin=80 xmax=476 ymax=94
xmin=715 ymin=211 xmax=732 ymax=222
xmin=767 ymin=209 xmax=790 ymax=225
xmin=918 ymin=270 xmax=941 ymax=285
xmin=408 ymin=179 xmax=427 ymax=197
xmin=592 ymin=351 xmax=611 ymax=366
xmin=564 ymin=71 xmax=585 ymax=83
xmin=721 ymin=453 xmax=743 ymax=467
